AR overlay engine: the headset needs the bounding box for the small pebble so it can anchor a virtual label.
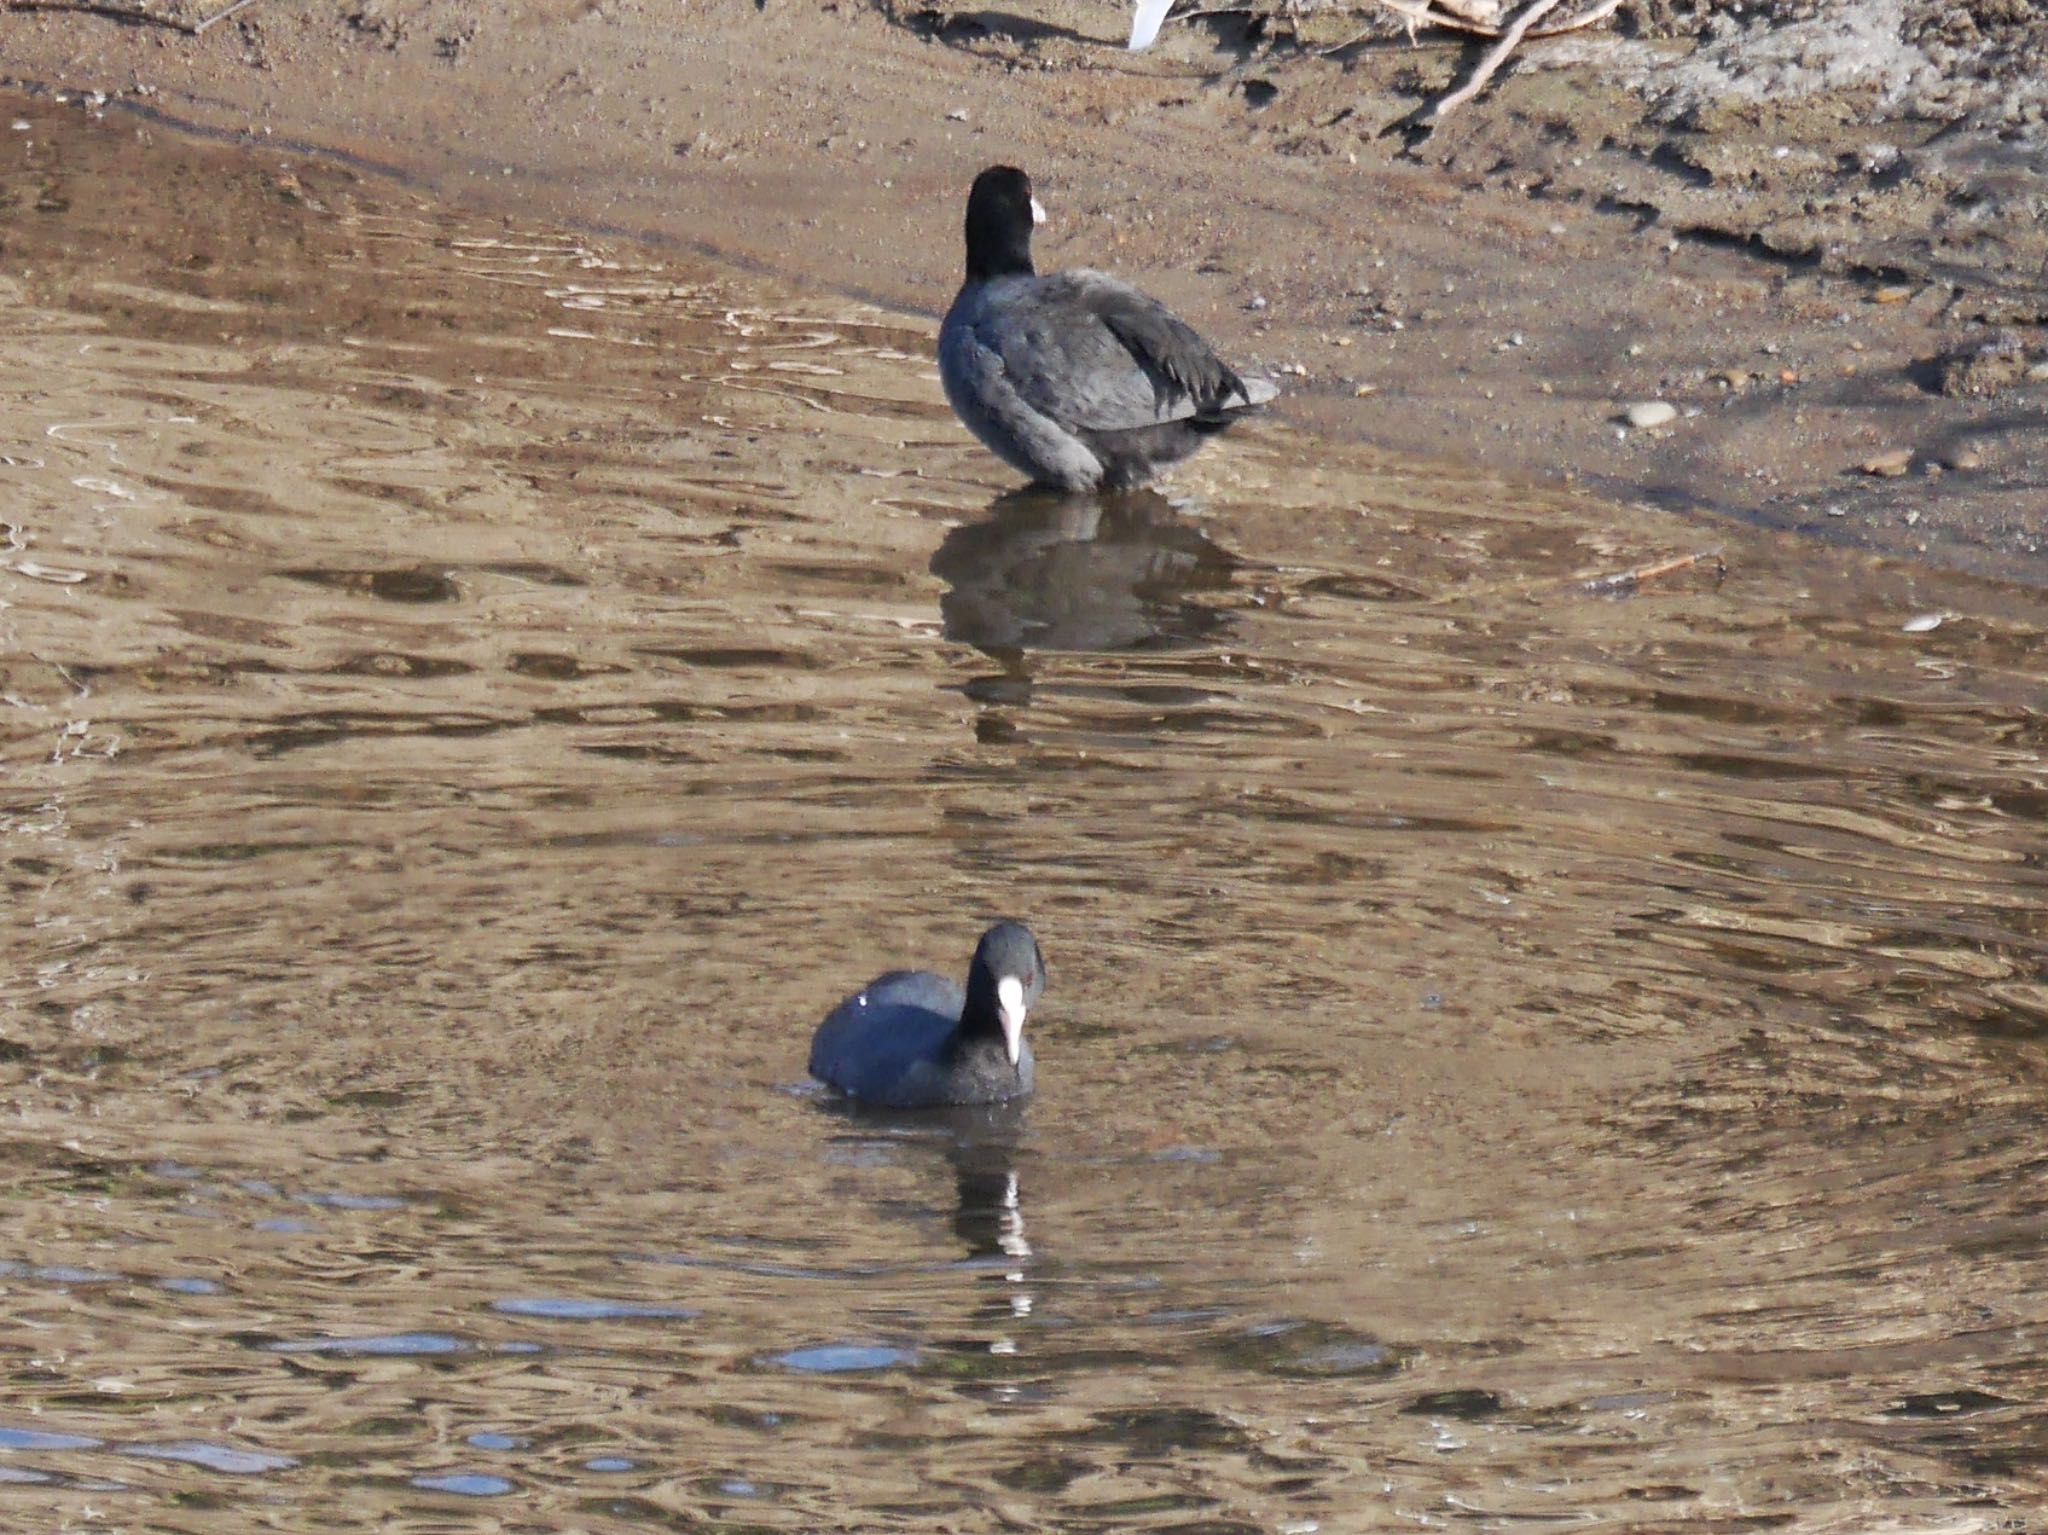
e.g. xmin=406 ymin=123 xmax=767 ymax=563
xmin=2029 ymin=360 xmax=2048 ymax=382
xmin=1901 ymin=613 xmax=1944 ymax=633
xmin=1944 ymin=444 xmax=1984 ymax=471
xmin=1872 ymin=284 xmax=1914 ymax=304
xmin=1624 ymin=401 xmax=1678 ymax=429
xmin=1861 ymin=448 xmax=1913 ymax=477
xmin=946 ymin=108 xmax=969 ymax=122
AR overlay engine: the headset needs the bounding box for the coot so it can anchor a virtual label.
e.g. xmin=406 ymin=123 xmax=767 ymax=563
xmin=808 ymin=921 xmax=1047 ymax=1107
xmin=938 ymin=166 xmax=1276 ymax=492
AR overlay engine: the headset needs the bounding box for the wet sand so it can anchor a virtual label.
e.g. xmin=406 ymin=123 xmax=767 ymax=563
xmin=3 ymin=0 xmax=2044 ymax=582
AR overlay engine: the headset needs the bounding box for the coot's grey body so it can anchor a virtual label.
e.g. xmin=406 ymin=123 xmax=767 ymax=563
xmin=938 ymin=167 xmax=1276 ymax=493
xmin=808 ymin=922 xmax=1046 ymax=1109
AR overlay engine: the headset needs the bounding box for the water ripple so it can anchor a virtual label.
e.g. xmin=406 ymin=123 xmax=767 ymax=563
xmin=120 ymin=1441 xmax=298 ymax=1475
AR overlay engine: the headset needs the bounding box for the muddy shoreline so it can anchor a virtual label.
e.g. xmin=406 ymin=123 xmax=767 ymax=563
xmin=4 ymin=0 xmax=2043 ymax=582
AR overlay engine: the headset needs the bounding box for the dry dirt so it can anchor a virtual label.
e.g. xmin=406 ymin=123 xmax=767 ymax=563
xmin=4 ymin=0 xmax=2044 ymax=580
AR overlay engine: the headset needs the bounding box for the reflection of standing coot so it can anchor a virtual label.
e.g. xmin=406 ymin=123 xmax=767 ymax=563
xmin=938 ymin=165 xmax=1277 ymax=491
xmin=933 ymin=490 xmax=1238 ymax=654
xmin=808 ymin=923 xmax=1047 ymax=1108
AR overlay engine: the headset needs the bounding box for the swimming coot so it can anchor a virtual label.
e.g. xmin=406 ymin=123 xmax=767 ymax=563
xmin=808 ymin=921 xmax=1047 ymax=1108
xmin=938 ymin=165 xmax=1276 ymax=493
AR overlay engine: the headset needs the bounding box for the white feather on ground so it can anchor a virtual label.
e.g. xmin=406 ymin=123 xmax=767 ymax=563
xmin=1129 ymin=0 xmax=1173 ymax=49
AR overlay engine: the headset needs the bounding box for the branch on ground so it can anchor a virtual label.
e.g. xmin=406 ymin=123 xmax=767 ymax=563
xmin=5 ymin=0 xmax=257 ymax=36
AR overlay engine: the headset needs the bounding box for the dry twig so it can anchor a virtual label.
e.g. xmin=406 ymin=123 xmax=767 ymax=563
xmin=1579 ymin=549 xmax=1727 ymax=597
xmin=1428 ymin=0 xmax=1566 ymax=118
xmin=1307 ymin=0 xmax=1620 ymax=58
xmin=191 ymin=0 xmax=259 ymax=33
xmin=5 ymin=0 xmax=258 ymax=35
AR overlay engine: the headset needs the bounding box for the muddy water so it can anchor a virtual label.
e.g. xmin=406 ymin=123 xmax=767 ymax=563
xmin=5 ymin=97 xmax=2048 ymax=1533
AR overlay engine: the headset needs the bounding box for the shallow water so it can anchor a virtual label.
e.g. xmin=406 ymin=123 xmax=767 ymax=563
xmin=5 ymin=96 xmax=2048 ymax=1533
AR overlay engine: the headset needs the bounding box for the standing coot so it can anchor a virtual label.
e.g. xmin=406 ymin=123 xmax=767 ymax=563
xmin=938 ymin=166 xmax=1276 ymax=492
xmin=808 ymin=922 xmax=1047 ymax=1107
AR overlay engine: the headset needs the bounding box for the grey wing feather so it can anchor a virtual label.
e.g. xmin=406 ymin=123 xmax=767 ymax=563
xmin=980 ymin=271 xmax=1267 ymax=434
xmin=1090 ymin=281 xmax=1249 ymax=410
xmin=808 ymin=970 xmax=965 ymax=1100
xmin=940 ymin=312 xmax=1107 ymax=487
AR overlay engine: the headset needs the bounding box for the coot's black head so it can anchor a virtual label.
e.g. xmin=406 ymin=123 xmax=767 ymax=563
xmin=963 ymin=165 xmax=1044 ymax=283
xmin=965 ymin=919 xmax=1047 ymax=1066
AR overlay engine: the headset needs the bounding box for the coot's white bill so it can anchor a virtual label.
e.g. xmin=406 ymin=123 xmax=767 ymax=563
xmin=1129 ymin=0 xmax=1172 ymax=49
xmin=997 ymin=975 xmax=1026 ymax=1065
xmin=1031 ymin=196 xmax=1046 ymax=226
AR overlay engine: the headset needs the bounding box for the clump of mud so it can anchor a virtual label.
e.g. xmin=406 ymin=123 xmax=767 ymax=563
xmin=917 ymin=0 xmax=2048 ymax=131
xmin=929 ymin=0 xmax=2048 ymax=305
xmin=1934 ymin=330 xmax=2043 ymax=398
xmin=1626 ymin=0 xmax=2048 ymax=130
xmin=1079 ymin=0 xmax=2048 ymax=131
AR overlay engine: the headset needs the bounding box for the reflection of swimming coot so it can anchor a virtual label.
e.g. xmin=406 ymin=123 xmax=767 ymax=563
xmin=808 ymin=923 xmax=1047 ymax=1108
xmin=948 ymin=1124 xmax=1032 ymax=1264
xmin=938 ymin=165 xmax=1276 ymax=492
xmin=933 ymin=490 xmax=1237 ymax=653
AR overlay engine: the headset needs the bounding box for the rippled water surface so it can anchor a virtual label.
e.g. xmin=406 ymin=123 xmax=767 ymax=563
xmin=5 ymin=97 xmax=2048 ymax=1534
